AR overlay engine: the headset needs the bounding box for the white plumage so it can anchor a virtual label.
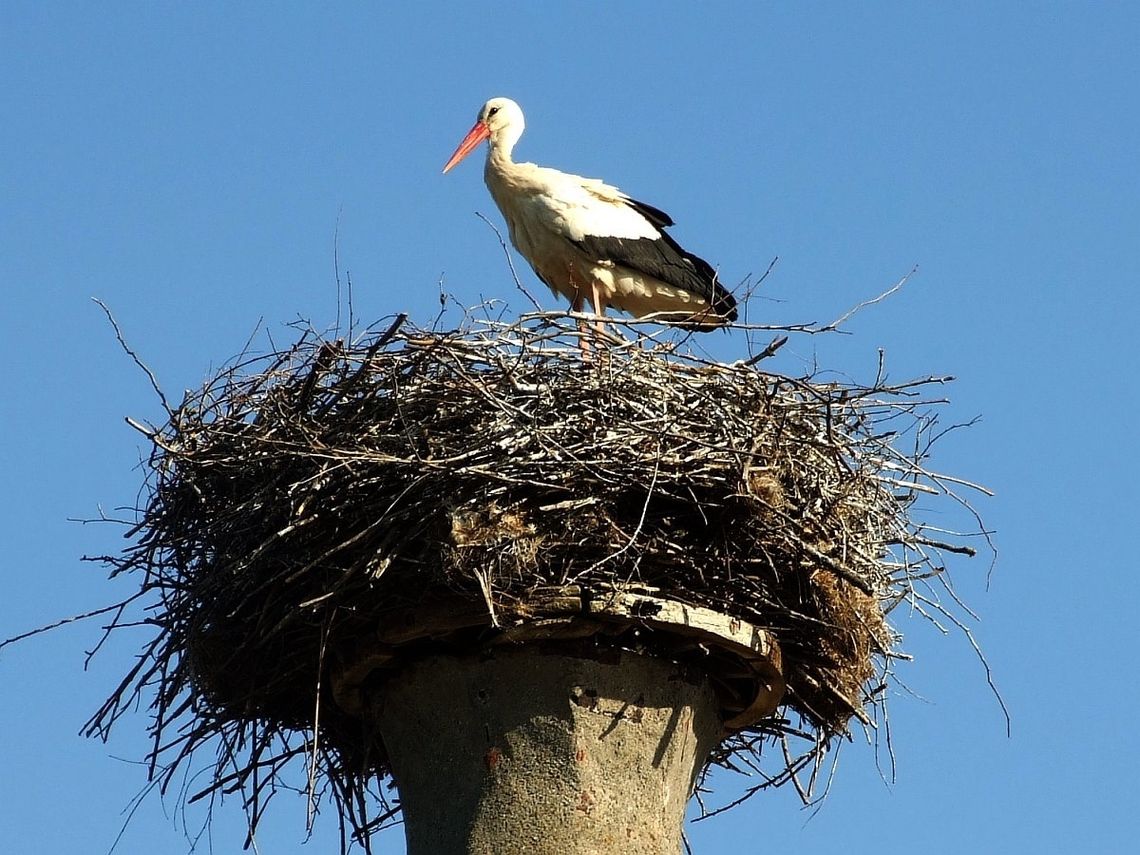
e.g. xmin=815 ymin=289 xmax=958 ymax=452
xmin=443 ymin=97 xmax=736 ymax=327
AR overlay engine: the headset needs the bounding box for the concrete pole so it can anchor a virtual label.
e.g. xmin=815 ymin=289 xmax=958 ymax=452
xmin=368 ymin=647 xmax=723 ymax=855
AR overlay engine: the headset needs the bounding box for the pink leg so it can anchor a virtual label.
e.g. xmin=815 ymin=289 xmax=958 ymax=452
xmin=590 ymin=282 xmax=608 ymax=337
xmin=588 ymin=282 xmax=613 ymax=366
xmin=570 ymin=292 xmax=591 ymax=358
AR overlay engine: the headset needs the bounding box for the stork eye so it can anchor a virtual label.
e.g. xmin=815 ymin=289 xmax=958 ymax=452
xmin=488 ymin=106 xmax=500 ymax=117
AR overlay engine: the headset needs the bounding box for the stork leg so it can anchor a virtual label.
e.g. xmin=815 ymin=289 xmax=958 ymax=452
xmin=586 ymin=281 xmax=615 ymax=369
xmin=570 ymin=292 xmax=592 ymax=358
xmin=590 ymin=281 xmax=608 ymax=340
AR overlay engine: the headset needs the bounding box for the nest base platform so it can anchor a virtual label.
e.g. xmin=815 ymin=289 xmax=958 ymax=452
xmin=332 ymin=583 xmax=785 ymax=732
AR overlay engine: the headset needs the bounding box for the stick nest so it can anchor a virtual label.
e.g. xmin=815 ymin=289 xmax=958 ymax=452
xmin=88 ymin=311 xmax=989 ymax=849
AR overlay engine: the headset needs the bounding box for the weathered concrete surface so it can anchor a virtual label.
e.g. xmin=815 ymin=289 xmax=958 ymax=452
xmin=368 ymin=647 xmax=722 ymax=855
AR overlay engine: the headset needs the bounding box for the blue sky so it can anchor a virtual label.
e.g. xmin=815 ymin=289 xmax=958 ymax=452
xmin=2 ymin=2 xmax=1137 ymax=852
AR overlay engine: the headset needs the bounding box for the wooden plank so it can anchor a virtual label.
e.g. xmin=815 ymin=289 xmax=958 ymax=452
xmin=331 ymin=584 xmax=785 ymax=728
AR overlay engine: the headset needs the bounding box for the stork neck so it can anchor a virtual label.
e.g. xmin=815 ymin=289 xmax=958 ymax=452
xmin=487 ymin=123 xmax=522 ymax=168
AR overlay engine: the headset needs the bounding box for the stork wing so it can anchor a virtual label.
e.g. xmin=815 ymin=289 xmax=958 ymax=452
xmin=515 ymin=166 xmax=737 ymax=321
xmin=578 ymin=182 xmax=735 ymax=319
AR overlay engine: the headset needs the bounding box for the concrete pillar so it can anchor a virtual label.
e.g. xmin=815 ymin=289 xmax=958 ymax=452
xmin=368 ymin=647 xmax=723 ymax=855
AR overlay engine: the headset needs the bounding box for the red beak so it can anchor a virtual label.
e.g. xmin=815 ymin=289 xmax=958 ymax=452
xmin=442 ymin=121 xmax=490 ymax=174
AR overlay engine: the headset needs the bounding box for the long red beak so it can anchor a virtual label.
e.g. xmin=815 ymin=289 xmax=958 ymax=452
xmin=442 ymin=121 xmax=490 ymax=173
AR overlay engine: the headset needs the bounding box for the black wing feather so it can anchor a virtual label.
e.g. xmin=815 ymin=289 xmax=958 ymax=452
xmin=572 ymin=198 xmax=737 ymax=322
xmin=624 ymin=196 xmax=675 ymax=229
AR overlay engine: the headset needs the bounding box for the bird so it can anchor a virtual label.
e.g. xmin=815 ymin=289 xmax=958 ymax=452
xmin=442 ymin=97 xmax=737 ymax=338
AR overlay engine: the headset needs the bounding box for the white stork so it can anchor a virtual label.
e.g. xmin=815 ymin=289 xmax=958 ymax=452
xmin=442 ymin=97 xmax=737 ymax=334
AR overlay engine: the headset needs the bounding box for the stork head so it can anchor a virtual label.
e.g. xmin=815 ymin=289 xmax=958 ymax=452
xmin=442 ymin=97 xmax=525 ymax=173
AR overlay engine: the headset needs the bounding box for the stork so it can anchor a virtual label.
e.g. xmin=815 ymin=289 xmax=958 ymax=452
xmin=442 ymin=98 xmax=737 ymax=340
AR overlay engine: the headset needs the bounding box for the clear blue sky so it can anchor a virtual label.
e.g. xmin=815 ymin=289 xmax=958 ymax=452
xmin=2 ymin=3 xmax=1137 ymax=852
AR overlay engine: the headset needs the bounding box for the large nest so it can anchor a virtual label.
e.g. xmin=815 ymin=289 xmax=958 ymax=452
xmin=88 ymin=310 xmax=990 ymax=849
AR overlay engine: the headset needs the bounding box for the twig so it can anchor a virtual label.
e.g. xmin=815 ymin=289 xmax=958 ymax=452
xmin=741 ymin=334 xmax=789 ymax=367
xmin=821 ymin=266 xmax=917 ymax=332
xmin=476 ymin=212 xmax=543 ymax=311
xmin=92 ymin=298 xmax=172 ymax=416
xmin=0 ymin=594 xmax=144 ymax=651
